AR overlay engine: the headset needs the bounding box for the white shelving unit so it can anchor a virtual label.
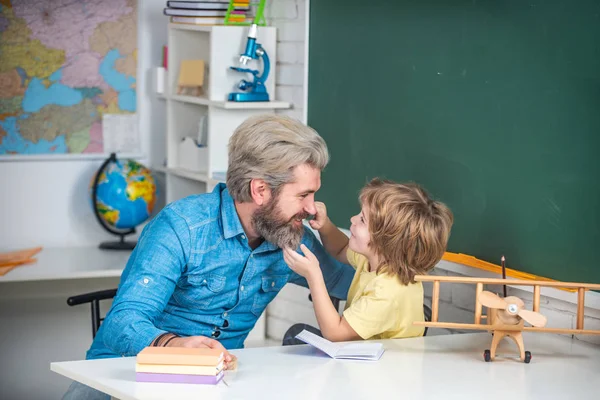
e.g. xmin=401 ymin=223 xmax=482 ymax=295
xmin=159 ymin=23 xmax=290 ymax=204
xmin=154 ymin=23 xmax=290 ymax=345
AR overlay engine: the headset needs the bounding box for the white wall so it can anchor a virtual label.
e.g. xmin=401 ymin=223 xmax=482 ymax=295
xmin=266 ymin=0 xmax=307 ymax=122
xmin=0 ymin=0 xmax=306 ymax=252
xmin=0 ymin=0 xmax=167 ymax=251
xmin=0 ymin=2 xmax=168 ymax=399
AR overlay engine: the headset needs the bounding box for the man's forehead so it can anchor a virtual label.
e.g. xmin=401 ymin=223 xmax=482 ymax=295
xmin=286 ymin=165 xmax=321 ymax=193
xmin=286 ymin=177 xmax=321 ymax=192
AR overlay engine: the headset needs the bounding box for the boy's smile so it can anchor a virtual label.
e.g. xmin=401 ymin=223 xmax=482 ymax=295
xmin=349 ymin=205 xmax=372 ymax=257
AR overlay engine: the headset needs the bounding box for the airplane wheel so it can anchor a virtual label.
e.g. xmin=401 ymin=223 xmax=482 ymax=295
xmin=484 ymin=349 xmax=491 ymax=362
xmin=524 ymin=351 xmax=532 ymax=364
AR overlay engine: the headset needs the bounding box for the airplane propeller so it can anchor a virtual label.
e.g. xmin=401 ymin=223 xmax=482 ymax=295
xmin=479 ymin=290 xmax=547 ymax=327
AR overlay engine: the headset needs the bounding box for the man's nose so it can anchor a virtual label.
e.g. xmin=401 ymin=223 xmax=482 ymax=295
xmin=304 ymin=199 xmax=316 ymax=216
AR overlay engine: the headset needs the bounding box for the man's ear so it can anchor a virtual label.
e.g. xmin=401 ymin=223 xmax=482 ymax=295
xmin=249 ymin=179 xmax=271 ymax=206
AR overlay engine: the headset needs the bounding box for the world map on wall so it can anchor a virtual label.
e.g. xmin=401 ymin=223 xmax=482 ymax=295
xmin=0 ymin=0 xmax=137 ymax=155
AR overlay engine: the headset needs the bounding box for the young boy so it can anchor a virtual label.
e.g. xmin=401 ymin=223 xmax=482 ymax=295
xmin=283 ymin=178 xmax=453 ymax=342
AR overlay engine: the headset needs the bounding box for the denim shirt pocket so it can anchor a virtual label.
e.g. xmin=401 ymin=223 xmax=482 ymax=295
xmin=251 ymin=275 xmax=288 ymax=317
xmin=173 ymin=273 xmax=226 ymax=310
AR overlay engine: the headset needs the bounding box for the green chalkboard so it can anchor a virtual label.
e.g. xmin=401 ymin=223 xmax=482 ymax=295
xmin=308 ymin=0 xmax=600 ymax=283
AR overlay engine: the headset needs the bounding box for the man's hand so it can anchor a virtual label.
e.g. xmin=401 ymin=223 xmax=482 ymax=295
xmin=168 ymin=336 xmax=237 ymax=370
xmin=308 ymin=202 xmax=329 ymax=231
xmin=283 ymin=244 xmax=322 ymax=280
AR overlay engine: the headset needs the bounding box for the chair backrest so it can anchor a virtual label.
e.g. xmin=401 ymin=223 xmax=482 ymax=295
xmin=67 ymin=289 xmax=117 ymax=339
xmin=423 ymin=304 xmax=432 ymax=336
xmin=308 ymin=293 xmax=341 ymax=312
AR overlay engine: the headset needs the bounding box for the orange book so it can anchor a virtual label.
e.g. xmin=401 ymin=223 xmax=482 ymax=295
xmin=137 ymin=346 xmax=224 ymax=366
xmin=0 ymin=258 xmax=37 ymax=276
xmin=0 ymin=246 xmax=42 ymax=264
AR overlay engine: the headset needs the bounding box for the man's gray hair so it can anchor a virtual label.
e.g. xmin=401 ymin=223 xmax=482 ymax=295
xmin=226 ymin=114 xmax=329 ymax=202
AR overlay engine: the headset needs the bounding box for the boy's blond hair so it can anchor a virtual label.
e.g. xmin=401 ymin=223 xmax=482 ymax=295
xmin=359 ymin=178 xmax=453 ymax=285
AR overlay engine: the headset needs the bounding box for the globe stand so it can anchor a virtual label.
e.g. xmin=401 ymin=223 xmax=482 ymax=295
xmin=99 ymin=235 xmax=137 ymax=251
xmin=92 ymin=153 xmax=137 ymax=251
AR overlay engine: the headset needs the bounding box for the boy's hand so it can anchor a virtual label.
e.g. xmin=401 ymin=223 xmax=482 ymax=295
xmin=283 ymin=244 xmax=321 ymax=279
xmin=309 ymin=202 xmax=329 ymax=230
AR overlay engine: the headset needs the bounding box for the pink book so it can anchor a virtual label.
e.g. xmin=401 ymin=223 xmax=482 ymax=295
xmin=136 ymin=371 xmax=224 ymax=385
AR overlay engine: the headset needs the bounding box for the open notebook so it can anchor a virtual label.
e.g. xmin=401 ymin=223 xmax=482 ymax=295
xmin=295 ymin=330 xmax=385 ymax=361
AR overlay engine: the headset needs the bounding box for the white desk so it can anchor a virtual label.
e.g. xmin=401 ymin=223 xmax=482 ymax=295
xmin=51 ymin=332 xmax=600 ymax=400
xmin=0 ymin=246 xmax=130 ymax=283
xmin=0 ymin=246 xmax=271 ymax=399
xmin=0 ymin=247 xmax=130 ymax=399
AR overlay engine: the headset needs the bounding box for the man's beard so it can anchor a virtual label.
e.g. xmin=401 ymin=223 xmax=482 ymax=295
xmin=252 ymin=196 xmax=308 ymax=249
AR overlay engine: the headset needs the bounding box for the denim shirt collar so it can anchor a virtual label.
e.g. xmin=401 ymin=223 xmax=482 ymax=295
xmin=218 ymin=183 xmax=245 ymax=240
xmin=218 ymin=183 xmax=279 ymax=253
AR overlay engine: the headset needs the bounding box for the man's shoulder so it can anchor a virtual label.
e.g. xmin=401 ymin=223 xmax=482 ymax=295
xmin=163 ymin=190 xmax=221 ymax=228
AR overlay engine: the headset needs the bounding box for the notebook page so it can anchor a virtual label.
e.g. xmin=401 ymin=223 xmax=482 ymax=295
xmin=295 ymin=330 xmax=341 ymax=358
xmin=336 ymin=343 xmax=384 ymax=360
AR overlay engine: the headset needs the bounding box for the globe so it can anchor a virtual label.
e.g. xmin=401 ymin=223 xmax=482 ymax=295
xmin=90 ymin=153 xmax=157 ymax=250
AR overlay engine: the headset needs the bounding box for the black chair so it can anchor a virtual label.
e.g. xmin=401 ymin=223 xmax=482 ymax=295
xmin=67 ymin=289 xmax=117 ymax=339
xmin=308 ymin=293 xmax=341 ymax=312
xmin=423 ymin=303 xmax=432 ymax=336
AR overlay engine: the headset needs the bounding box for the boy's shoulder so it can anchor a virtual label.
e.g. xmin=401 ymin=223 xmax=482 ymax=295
xmin=346 ymin=247 xmax=369 ymax=270
xmin=370 ymin=272 xmax=423 ymax=297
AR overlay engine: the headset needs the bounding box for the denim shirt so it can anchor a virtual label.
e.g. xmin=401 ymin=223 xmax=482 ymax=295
xmin=87 ymin=183 xmax=354 ymax=359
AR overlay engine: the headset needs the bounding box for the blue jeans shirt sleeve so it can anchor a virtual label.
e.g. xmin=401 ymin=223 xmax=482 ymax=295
xmin=100 ymin=208 xmax=190 ymax=356
xmin=288 ymin=229 xmax=354 ymax=301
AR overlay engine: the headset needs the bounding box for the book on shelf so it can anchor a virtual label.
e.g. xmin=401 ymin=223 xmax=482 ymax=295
xmin=167 ymin=1 xmax=249 ymax=10
xmin=164 ymin=8 xmax=228 ymax=17
xmin=170 ymin=16 xmax=250 ymax=25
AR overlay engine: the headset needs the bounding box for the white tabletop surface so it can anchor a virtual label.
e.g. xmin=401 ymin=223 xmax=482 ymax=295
xmin=0 ymin=247 xmax=131 ymax=283
xmin=51 ymin=332 xmax=600 ymax=400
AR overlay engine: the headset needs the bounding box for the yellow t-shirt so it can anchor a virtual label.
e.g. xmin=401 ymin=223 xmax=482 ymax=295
xmin=343 ymin=248 xmax=425 ymax=340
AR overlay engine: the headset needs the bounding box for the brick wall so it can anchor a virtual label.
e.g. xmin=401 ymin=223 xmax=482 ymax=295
xmin=266 ymin=0 xmax=307 ymax=122
xmin=423 ymin=268 xmax=600 ymax=346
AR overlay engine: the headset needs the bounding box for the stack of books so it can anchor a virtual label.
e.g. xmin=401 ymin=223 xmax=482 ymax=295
xmin=136 ymin=346 xmax=225 ymax=385
xmin=164 ymin=1 xmax=253 ymax=26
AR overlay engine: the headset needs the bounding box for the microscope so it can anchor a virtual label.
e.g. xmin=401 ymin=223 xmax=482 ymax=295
xmin=228 ymin=24 xmax=270 ymax=102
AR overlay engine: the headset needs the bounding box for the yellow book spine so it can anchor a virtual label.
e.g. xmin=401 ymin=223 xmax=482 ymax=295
xmin=135 ymin=361 xmax=224 ymax=375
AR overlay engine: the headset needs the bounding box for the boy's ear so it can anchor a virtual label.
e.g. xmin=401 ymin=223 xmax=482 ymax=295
xmin=249 ymin=179 xmax=271 ymax=206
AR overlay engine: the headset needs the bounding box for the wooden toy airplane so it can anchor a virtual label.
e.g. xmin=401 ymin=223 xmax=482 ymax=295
xmin=413 ymin=274 xmax=600 ymax=363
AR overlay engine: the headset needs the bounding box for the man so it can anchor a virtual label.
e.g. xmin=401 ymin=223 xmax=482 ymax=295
xmin=63 ymin=114 xmax=354 ymax=399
